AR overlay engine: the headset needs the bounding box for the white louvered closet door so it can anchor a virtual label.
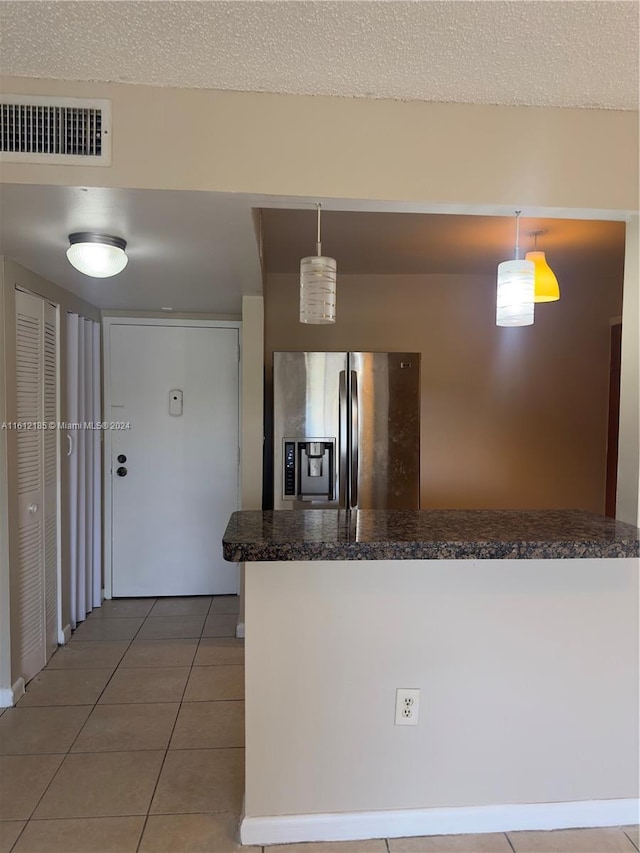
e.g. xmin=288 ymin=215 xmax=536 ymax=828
xmin=15 ymin=290 xmax=59 ymax=683
xmin=67 ymin=317 xmax=79 ymax=628
xmin=67 ymin=314 xmax=101 ymax=628
xmin=43 ymin=301 xmax=58 ymax=659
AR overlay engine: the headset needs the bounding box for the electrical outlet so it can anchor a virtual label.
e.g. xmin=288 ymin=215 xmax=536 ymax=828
xmin=395 ymin=688 xmax=420 ymax=726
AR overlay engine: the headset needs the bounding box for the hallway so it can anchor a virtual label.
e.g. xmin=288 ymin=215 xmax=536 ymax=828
xmin=0 ymin=595 xmax=249 ymax=852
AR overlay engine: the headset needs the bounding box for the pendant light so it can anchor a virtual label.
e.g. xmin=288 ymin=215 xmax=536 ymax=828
xmin=66 ymin=233 xmax=128 ymax=278
xmin=299 ymin=203 xmax=337 ymax=324
xmin=496 ymin=211 xmax=535 ymax=327
xmin=526 ymin=231 xmax=560 ymax=303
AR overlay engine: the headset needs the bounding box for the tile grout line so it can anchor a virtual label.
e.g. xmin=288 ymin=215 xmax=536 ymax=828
xmin=9 ymin=601 xmax=149 ymax=846
xmin=504 ymin=830 xmax=517 ymax=852
xmin=8 ymin=618 xmax=143 ymax=842
xmin=61 ymin=608 xmax=148 ymax=733
xmin=623 ymin=827 xmax=640 ymax=852
xmin=384 ymin=838 xmax=391 ymax=852
xmin=134 ymin=599 xmax=211 ymax=853
xmin=5 ymin=598 xmax=241 ymax=851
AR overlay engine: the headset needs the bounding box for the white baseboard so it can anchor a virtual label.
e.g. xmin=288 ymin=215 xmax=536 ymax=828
xmin=240 ymin=798 xmax=640 ymax=846
xmin=235 ymin=621 xmax=245 ymax=639
xmin=0 ymin=677 xmax=25 ymax=708
xmin=58 ymin=624 xmax=71 ymax=645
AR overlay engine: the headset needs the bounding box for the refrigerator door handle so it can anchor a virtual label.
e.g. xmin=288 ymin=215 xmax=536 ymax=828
xmin=350 ymin=370 xmax=358 ymax=508
xmin=339 ymin=370 xmax=348 ymax=507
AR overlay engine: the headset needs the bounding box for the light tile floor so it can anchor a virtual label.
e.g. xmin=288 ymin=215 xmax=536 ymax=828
xmin=0 ymin=596 xmax=637 ymax=853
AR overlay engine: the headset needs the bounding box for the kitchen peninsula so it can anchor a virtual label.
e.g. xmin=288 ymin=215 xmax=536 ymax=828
xmin=223 ymin=509 xmax=640 ymax=846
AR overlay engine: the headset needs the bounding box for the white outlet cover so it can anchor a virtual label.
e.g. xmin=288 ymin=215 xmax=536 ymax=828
xmin=395 ymin=688 xmax=420 ymax=726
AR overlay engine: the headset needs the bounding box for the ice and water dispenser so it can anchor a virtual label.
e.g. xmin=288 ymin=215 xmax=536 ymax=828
xmin=282 ymin=438 xmax=335 ymax=501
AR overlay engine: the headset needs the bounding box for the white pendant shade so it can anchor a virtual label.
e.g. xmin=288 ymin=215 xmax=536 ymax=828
xmin=496 ymin=259 xmax=535 ymax=327
xmin=299 ymin=203 xmax=337 ymax=324
xmin=66 ymin=233 xmax=128 ymax=278
xmin=299 ymin=255 xmax=337 ymax=324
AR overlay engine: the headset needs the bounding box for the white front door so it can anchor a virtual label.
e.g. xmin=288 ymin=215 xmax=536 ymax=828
xmin=109 ymin=323 xmax=239 ymax=597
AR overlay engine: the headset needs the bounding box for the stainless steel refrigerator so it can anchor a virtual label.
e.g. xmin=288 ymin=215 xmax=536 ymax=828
xmin=273 ymin=351 xmax=420 ymax=510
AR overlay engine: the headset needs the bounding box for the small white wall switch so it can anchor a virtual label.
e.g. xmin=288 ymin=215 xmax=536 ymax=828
xmin=169 ymin=389 xmax=183 ymax=416
xmin=395 ymin=688 xmax=420 ymax=726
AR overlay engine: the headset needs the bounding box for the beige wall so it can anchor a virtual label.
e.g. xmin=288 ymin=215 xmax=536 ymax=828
xmin=1 ymin=77 xmax=637 ymax=214
xmin=244 ymin=557 xmax=638 ymax=822
xmin=0 ymin=257 xmax=100 ymax=688
xmin=265 ymin=271 xmax=622 ymax=512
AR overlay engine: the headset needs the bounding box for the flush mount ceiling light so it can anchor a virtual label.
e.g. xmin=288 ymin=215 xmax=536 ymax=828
xmin=496 ymin=211 xmax=535 ymax=327
xmin=66 ymin=232 xmax=128 ymax=278
xmin=526 ymin=231 xmax=560 ymax=303
xmin=299 ymin=203 xmax=337 ymax=324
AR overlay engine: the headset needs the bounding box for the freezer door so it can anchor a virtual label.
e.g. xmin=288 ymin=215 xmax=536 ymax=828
xmin=273 ymin=351 xmax=347 ymax=509
xmin=349 ymin=352 xmax=421 ymax=509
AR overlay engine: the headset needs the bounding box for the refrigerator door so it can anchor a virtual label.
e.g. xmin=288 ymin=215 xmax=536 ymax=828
xmin=349 ymin=352 xmax=421 ymax=509
xmin=273 ymin=351 xmax=347 ymax=509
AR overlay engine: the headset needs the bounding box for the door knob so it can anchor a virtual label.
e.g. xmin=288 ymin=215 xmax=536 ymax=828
xmin=28 ymin=503 xmax=38 ymax=514
xmin=116 ymin=466 xmax=128 ymax=477
xmin=117 ymin=454 xmax=127 ymax=464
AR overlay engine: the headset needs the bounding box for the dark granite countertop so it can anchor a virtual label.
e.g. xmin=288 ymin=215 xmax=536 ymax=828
xmin=222 ymin=509 xmax=640 ymax=562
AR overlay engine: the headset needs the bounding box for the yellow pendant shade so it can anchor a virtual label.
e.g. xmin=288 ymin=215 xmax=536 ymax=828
xmin=525 ymin=250 xmax=560 ymax=303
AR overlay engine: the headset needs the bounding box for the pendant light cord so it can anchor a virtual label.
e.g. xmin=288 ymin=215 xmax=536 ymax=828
xmin=316 ymin=203 xmax=322 ymax=257
xmin=514 ymin=210 xmax=522 ymax=260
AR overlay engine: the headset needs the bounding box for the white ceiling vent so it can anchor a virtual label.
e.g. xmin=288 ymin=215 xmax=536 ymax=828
xmin=0 ymin=95 xmax=111 ymax=166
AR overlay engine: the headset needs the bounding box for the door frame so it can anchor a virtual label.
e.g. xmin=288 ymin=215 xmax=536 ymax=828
xmin=102 ymin=316 xmax=242 ymax=600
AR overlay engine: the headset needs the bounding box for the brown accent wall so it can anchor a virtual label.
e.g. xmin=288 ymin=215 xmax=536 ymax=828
xmin=265 ymin=271 xmax=623 ymax=511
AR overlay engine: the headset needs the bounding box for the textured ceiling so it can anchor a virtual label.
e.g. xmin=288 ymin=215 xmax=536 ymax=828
xmin=1 ymin=1 xmax=638 ymax=110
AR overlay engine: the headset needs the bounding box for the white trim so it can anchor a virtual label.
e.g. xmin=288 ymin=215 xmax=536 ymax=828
xmin=240 ymin=799 xmax=640 ymax=846
xmin=235 ymin=621 xmax=245 ymax=639
xmin=0 ymin=677 xmax=25 ymax=708
xmin=101 ymin=319 xmax=111 ymax=602
xmin=58 ymin=623 xmax=71 ymax=645
xmin=101 ymin=316 xmax=242 ymax=600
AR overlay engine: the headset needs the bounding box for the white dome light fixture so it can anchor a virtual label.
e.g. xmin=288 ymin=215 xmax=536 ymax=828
xmin=496 ymin=211 xmax=535 ymax=327
xmin=300 ymin=203 xmax=337 ymax=324
xmin=66 ymin=232 xmax=128 ymax=278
